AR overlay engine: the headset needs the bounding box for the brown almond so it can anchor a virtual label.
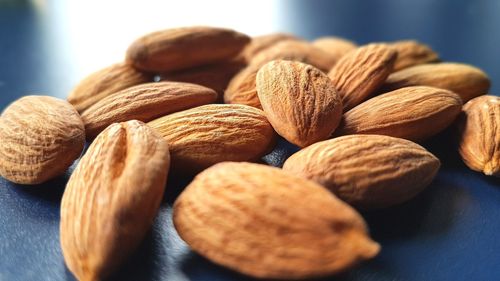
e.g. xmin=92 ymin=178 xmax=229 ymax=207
xmin=67 ymin=63 xmax=152 ymax=113
xmin=60 ymin=120 xmax=170 ymax=281
xmin=312 ymin=36 xmax=357 ymax=62
xmin=337 ymin=86 xmax=463 ymax=141
xmin=256 ymin=60 xmax=343 ymax=147
xmin=173 ymin=162 xmax=380 ymax=279
xmin=240 ymin=33 xmax=300 ymax=62
xmin=0 ymin=96 xmax=85 ymax=184
xmin=82 ymin=82 xmax=217 ymax=140
xmin=147 ymin=104 xmax=276 ymax=172
xmin=381 ymin=62 xmax=491 ymax=102
xmin=457 ymin=95 xmax=500 ymax=176
xmin=390 ymin=40 xmax=439 ymax=71
xmin=328 ymin=43 xmax=397 ymax=111
xmin=283 ymin=135 xmax=440 ymax=209
xmin=126 ymin=26 xmax=250 ymax=72
xmin=223 ymin=64 xmax=262 ymax=109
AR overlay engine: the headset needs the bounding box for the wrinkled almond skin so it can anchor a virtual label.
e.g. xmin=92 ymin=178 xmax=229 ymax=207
xmin=312 ymin=36 xmax=357 ymax=62
xmin=67 ymin=63 xmax=152 ymax=113
xmin=381 ymin=63 xmax=490 ymax=102
xmin=283 ymin=135 xmax=440 ymax=209
xmin=82 ymin=82 xmax=217 ymax=140
xmin=126 ymin=26 xmax=250 ymax=72
xmin=0 ymin=96 xmax=85 ymax=184
xmin=328 ymin=43 xmax=397 ymax=111
xmin=256 ymin=60 xmax=343 ymax=147
xmin=250 ymin=40 xmax=336 ymax=72
xmin=240 ymin=33 xmax=300 ymax=62
xmin=457 ymin=95 xmax=500 ymax=176
xmin=60 ymin=120 xmax=170 ymax=281
xmin=390 ymin=40 xmax=439 ymax=71
xmin=224 ymin=64 xmax=262 ymax=109
xmin=147 ymin=104 xmax=276 ymax=172
xmin=173 ymin=162 xmax=380 ymax=279
xmin=337 ymin=86 xmax=463 ymax=141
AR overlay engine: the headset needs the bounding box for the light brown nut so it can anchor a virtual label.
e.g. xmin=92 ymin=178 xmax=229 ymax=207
xmin=60 ymin=120 xmax=170 ymax=281
xmin=223 ymin=64 xmax=262 ymax=109
xmin=337 ymin=86 xmax=462 ymax=141
xmin=390 ymin=40 xmax=439 ymax=71
xmin=240 ymin=33 xmax=300 ymax=62
xmin=283 ymin=135 xmax=440 ymax=209
xmin=67 ymin=63 xmax=152 ymax=113
xmin=381 ymin=63 xmax=491 ymax=102
xmin=126 ymin=26 xmax=250 ymax=72
xmin=328 ymin=43 xmax=397 ymax=111
xmin=457 ymin=95 xmax=500 ymax=176
xmin=82 ymin=82 xmax=217 ymax=140
xmin=250 ymin=40 xmax=336 ymax=72
xmin=312 ymin=36 xmax=357 ymax=62
xmin=256 ymin=60 xmax=343 ymax=147
xmin=173 ymin=162 xmax=380 ymax=279
xmin=0 ymin=96 xmax=84 ymax=184
xmin=147 ymin=104 xmax=276 ymax=172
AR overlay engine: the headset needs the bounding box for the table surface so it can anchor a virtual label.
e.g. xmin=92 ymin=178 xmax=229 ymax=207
xmin=1 ymin=1 xmax=499 ymax=281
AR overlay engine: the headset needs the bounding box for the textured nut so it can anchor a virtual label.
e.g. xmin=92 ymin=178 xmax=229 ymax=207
xmin=60 ymin=120 xmax=170 ymax=281
xmin=173 ymin=162 xmax=380 ymax=279
xmin=224 ymin=64 xmax=262 ymax=109
xmin=390 ymin=40 xmax=439 ymax=71
xmin=240 ymin=33 xmax=300 ymax=62
xmin=126 ymin=26 xmax=250 ymax=72
xmin=283 ymin=135 xmax=440 ymax=209
xmin=147 ymin=104 xmax=276 ymax=172
xmin=82 ymin=82 xmax=217 ymax=140
xmin=67 ymin=63 xmax=152 ymax=113
xmin=328 ymin=43 xmax=397 ymax=111
xmin=381 ymin=63 xmax=490 ymax=102
xmin=312 ymin=36 xmax=357 ymax=62
xmin=0 ymin=96 xmax=84 ymax=184
xmin=337 ymin=86 xmax=462 ymax=141
xmin=256 ymin=60 xmax=343 ymax=147
xmin=457 ymin=95 xmax=500 ymax=176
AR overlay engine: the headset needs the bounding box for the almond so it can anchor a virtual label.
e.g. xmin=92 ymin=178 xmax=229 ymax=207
xmin=312 ymin=36 xmax=357 ymax=62
xmin=223 ymin=64 xmax=262 ymax=109
xmin=283 ymin=135 xmax=440 ymax=209
xmin=67 ymin=63 xmax=152 ymax=113
xmin=82 ymin=82 xmax=217 ymax=140
xmin=147 ymin=104 xmax=276 ymax=172
xmin=126 ymin=26 xmax=250 ymax=72
xmin=337 ymin=86 xmax=462 ymax=141
xmin=173 ymin=162 xmax=380 ymax=279
xmin=390 ymin=40 xmax=439 ymax=71
xmin=328 ymin=43 xmax=397 ymax=111
xmin=381 ymin=63 xmax=490 ymax=102
xmin=0 ymin=96 xmax=85 ymax=184
xmin=240 ymin=33 xmax=300 ymax=62
xmin=60 ymin=120 xmax=170 ymax=281
xmin=256 ymin=60 xmax=343 ymax=147
xmin=457 ymin=95 xmax=500 ymax=176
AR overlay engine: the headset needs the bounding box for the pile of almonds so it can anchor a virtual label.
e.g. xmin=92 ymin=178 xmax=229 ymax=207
xmin=0 ymin=26 xmax=498 ymax=280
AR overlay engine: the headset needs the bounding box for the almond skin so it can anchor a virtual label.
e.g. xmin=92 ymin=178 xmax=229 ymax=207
xmin=147 ymin=104 xmax=276 ymax=172
xmin=126 ymin=26 xmax=250 ymax=72
xmin=312 ymin=36 xmax=357 ymax=62
xmin=60 ymin=120 xmax=170 ymax=281
xmin=82 ymin=82 xmax=217 ymax=140
xmin=224 ymin=64 xmax=262 ymax=109
xmin=67 ymin=63 xmax=152 ymax=113
xmin=240 ymin=33 xmax=300 ymax=62
xmin=283 ymin=135 xmax=440 ymax=209
xmin=390 ymin=40 xmax=439 ymax=71
xmin=381 ymin=63 xmax=490 ymax=102
xmin=256 ymin=60 xmax=343 ymax=147
xmin=328 ymin=43 xmax=398 ymax=111
xmin=337 ymin=86 xmax=463 ymax=141
xmin=173 ymin=162 xmax=380 ymax=279
xmin=0 ymin=96 xmax=85 ymax=184
xmin=457 ymin=95 xmax=500 ymax=176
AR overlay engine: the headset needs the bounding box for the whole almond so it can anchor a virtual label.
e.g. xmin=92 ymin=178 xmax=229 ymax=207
xmin=312 ymin=36 xmax=357 ymax=62
xmin=60 ymin=120 xmax=170 ymax=281
xmin=67 ymin=63 xmax=152 ymax=113
xmin=283 ymin=135 xmax=440 ymax=209
xmin=337 ymin=86 xmax=462 ymax=141
xmin=126 ymin=26 xmax=250 ymax=72
xmin=328 ymin=43 xmax=397 ymax=111
xmin=256 ymin=60 xmax=343 ymax=147
xmin=173 ymin=162 xmax=380 ymax=279
xmin=0 ymin=96 xmax=84 ymax=184
xmin=457 ymin=95 xmax=500 ymax=176
xmin=82 ymin=82 xmax=217 ymax=140
xmin=240 ymin=33 xmax=300 ymax=62
xmin=224 ymin=64 xmax=262 ymax=109
xmin=147 ymin=104 xmax=276 ymax=172
xmin=381 ymin=63 xmax=490 ymax=102
xmin=390 ymin=40 xmax=439 ymax=71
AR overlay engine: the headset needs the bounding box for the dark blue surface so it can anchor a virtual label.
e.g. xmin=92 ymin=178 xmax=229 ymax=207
xmin=1 ymin=1 xmax=500 ymax=281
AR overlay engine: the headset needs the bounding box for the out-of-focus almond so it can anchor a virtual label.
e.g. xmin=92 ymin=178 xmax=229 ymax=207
xmin=240 ymin=33 xmax=300 ymax=62
xmin=224 ymin=64 xmax=262 ymax=109
xmin=390 ymin=40 xmax=439 ymax=71
xmin=312 ymin=36 xmax=357 ymax=62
